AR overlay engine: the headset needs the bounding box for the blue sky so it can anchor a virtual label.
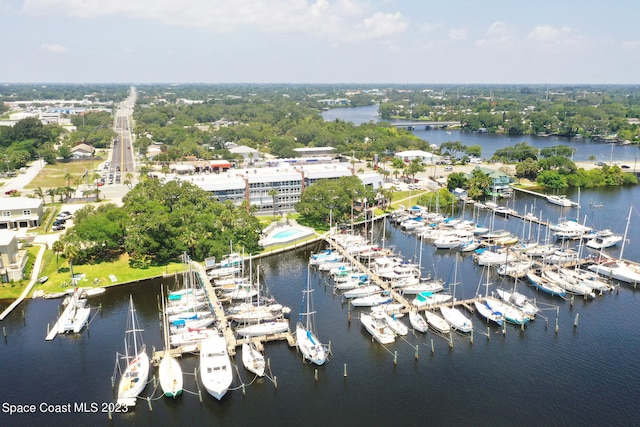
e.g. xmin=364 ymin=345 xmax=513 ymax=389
xmin=2 ymin=0 xmax=639 ymax=84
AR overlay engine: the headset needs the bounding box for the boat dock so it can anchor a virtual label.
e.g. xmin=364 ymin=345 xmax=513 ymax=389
xmin=324 ymin=234 xmax=481 ymax=316
xmin=151 ymin=260 xmax=295 ymax=364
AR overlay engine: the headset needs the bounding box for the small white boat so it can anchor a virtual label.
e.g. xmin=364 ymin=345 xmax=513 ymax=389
xmin=200 ymin=334 xmax=233 ymax=400
xmin=57 ymin=288 xmax=91 ymax=334
xmin=159 ymin=351 xmax=183 ymax=398
xmin=546 ymin=194 xmax=578 ymax=207
xmin=411 ymin=291 xmax=452 ymax=308
xmin=242 ymin=342 xmax=265 ymax=377
xmin=440 ymin=305 xmax=473 ymax=333
xmin=117 ymin=296 xmax=150 ymax=407
xmin=409 ymin=311 xmax=428 ymax=333
xmin=360 ymin=312 xmax=395 ymax=344
xmin=382 ymin=312 xmax=408 ymax=336
xmin=159 ymin=292 xmax=183 ymax=398
xmin=170 ymin=327 xmax=218 ymax=348
xmin=423 ymin=310 xmax=451 ymax=334
xmin=474 ymin=299 xmax=504 ymax=326
xmin=236 ymin=320 xmax=290 ymax=337
xmin=495 ymin=288 xmax=539 ymax=318
xmin=585 ymin=229 xmax=623 ymax=250
xmin=350 ymin=294 xmax=393 ymax=307
xmin=342 ymin=285 xmax=381 ymax=299
xmin=296 ymin=268 xmax=328 ymax=366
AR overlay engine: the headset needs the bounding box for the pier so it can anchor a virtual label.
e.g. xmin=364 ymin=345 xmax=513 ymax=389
xmin=324 ymin=233 xmax=481 ymax=317
xmin=151 ymin=259 xmax=296 ymax=364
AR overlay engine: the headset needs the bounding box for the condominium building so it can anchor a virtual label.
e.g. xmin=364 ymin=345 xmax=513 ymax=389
xmin=177 ymin=163 xmax=383 ymax=214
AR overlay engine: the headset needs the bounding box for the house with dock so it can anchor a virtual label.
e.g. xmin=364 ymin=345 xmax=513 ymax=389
xmin=469 ymin=166 xmax=515 ymax=197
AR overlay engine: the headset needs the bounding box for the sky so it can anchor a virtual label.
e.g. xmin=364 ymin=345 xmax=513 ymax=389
xmin=2 ymin=0 xmax=640 ymax=84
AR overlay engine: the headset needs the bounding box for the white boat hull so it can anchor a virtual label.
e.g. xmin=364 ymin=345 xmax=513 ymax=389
xmin=200 ymin=335 xmax=233 ymax=400
xmin=159 ymin=352 xmax=183 ymax=398
xmin=242 ymin=342 xmax=266 ymax=377
xmin=117 ymin=350 xmax=150 ymax=407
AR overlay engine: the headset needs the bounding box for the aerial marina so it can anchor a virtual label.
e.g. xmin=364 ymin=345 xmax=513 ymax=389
xmin=84 ymin=185 xmax=640 ymax=412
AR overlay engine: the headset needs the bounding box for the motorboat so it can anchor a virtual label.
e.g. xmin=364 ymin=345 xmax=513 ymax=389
xmin=360 ymin=311 xmax=395 ymax=344
xmin=200 ymin=334 xmax=233 ymax=400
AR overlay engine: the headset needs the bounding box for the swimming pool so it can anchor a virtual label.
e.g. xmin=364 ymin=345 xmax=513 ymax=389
xmin=259 ymin=224 xmax=315 ymax=247
xmin=272 ymin=228 xmax=305 ymax=240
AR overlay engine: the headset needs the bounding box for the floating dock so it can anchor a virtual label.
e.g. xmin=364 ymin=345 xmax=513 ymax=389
xmin=151 ymin=260 xmax=295 ymax=364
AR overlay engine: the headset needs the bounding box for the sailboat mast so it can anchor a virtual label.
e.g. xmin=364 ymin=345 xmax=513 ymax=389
xmin=129 ymin=296 xmax=138 ymax=356
xmin=619 ymin=206 xmax=632 ymax=260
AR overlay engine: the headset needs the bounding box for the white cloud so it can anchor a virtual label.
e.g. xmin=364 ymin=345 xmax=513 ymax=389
xmin=527 ymin=25 xmax=572 ymax=42
xmin=476 ymin=21 xmax=516 ymax=48
xmin=352 ymin=12 xmax=407 ymax=40
xmin=621 ymin=40 xmax=640 ymax=50
xmin=448 ymin=27 xmax=467 ymax=41
xmin=40 ymin=43 xmax=69 ymax=54
xmin=418 ymin=22 xmax=442 ymax=34
xmin=22 ymin=0 xmax=402 ymax=42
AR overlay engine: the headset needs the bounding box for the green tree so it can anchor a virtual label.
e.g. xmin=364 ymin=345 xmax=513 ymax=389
xmin=52 ymin=240 xmax=65 ymax=272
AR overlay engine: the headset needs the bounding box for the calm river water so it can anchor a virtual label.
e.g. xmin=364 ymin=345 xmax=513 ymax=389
xmin=0 ymin=106 xmax=639 ymax=426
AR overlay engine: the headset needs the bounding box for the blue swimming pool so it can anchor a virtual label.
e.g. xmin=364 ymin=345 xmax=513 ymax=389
xmin=272 ymin=228 xmax=304 ymax=239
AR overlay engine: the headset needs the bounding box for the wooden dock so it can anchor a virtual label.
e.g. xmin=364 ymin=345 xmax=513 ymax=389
xmin=151 ymin=260 xmax=295 ymax=363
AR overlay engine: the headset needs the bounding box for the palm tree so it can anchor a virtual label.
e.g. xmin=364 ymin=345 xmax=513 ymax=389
xmin=64 ymin=243 xmax=79 ymax=280
xmin=52 ymin=240 xmax=65 ymax=272
xmin=64 ymin=172 xmax=73 ymax=188
xmin=268 ymin=188 xmax=279 ymax=219
xmin=46 ymin=188 xmax=56 ymax=204
xmin=34 ymin=186 xmax=45 ymax=203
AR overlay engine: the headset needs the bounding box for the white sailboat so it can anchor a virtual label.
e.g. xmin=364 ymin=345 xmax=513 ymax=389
xmin=409 ymin=310 xmax=428 ymax=333
xmin=241 ymin=341 xmax=265 ymax=377
xmin=236 ymin=320 xmax=290 ymax=337
xmin=382 ymin=312 xmax=408 ymax=336
xmin=200 ymin=333 xmax=233 ymax=400
xmin=423 ymin=310 xmax=451 ymax=334
xmin=159 ymin=290 xmax=183 ymax=399
xmin=117 ymin=296 xmax=150 ymax=407
xmin=296 ymin=267 xmax=328 ymax=366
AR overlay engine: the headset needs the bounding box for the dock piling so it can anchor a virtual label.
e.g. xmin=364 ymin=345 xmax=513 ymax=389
xmin=314 ymin=369 xmax=318 ymax=382
xmin=431 ymin=338 xmax=434 ymax=353
xmin=415 ymin=344 xmax=419 ymax=360
xmin=274 ymin=376 xmax=278 ymax=388
xmin=393 ymin=350 xmax=397 ymax=365
xmin=574 ymin=313 xmax=579 ymax=328
xmin=487 ymin=326 xmax=490 ymax=340
xmin=449 ymin=332 xmax=453 ymax=349
xmin=147 ymin=396 xmax=152 ymax=411
xmin=470 ymin=329 xmax=473 ymax=344
xmin=344 ymin=363 xmax=348 ymax=378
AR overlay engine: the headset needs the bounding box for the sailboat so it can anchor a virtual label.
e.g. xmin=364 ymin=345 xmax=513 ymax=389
xmin=242 ymin=341 xmax=266 ymax=377
xmin=439 ymin=256 xmax=473 ymax=333
xmin=409 ymin=310 xmax=428 ymax=333
xmin=159 ymin=289 xmax=183 ymax=398
xmin=116 ymin=296 xmax=150 ymax=407
xmin=296 ymin=267 xmax=328 ymax=365
xmin=200 ymin=333 xmax=233 ymax=400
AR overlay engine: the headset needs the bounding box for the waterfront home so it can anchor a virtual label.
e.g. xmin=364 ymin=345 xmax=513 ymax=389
xmin=0 ymin=197 xmax=44 ymax=230
xmin=468 ymin=166 xmax=515 ymax=196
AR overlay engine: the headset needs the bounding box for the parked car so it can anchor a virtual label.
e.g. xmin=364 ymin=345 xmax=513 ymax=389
xmin=37 ymin=276 xmax=49 ymax=284
xmin=4 ymin=189 xmax=18 ymax=195
xmin=53 ymin=219 xmax=65 ymax=226
xmin=52 ymin=224 xmax=66 ymax=231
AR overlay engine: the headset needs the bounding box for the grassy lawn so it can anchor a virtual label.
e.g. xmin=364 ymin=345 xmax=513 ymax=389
xmin=1 ymin=251 xmax=188 ymax=299
xmin=26 ymin=159 xmax=102 ymax=190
